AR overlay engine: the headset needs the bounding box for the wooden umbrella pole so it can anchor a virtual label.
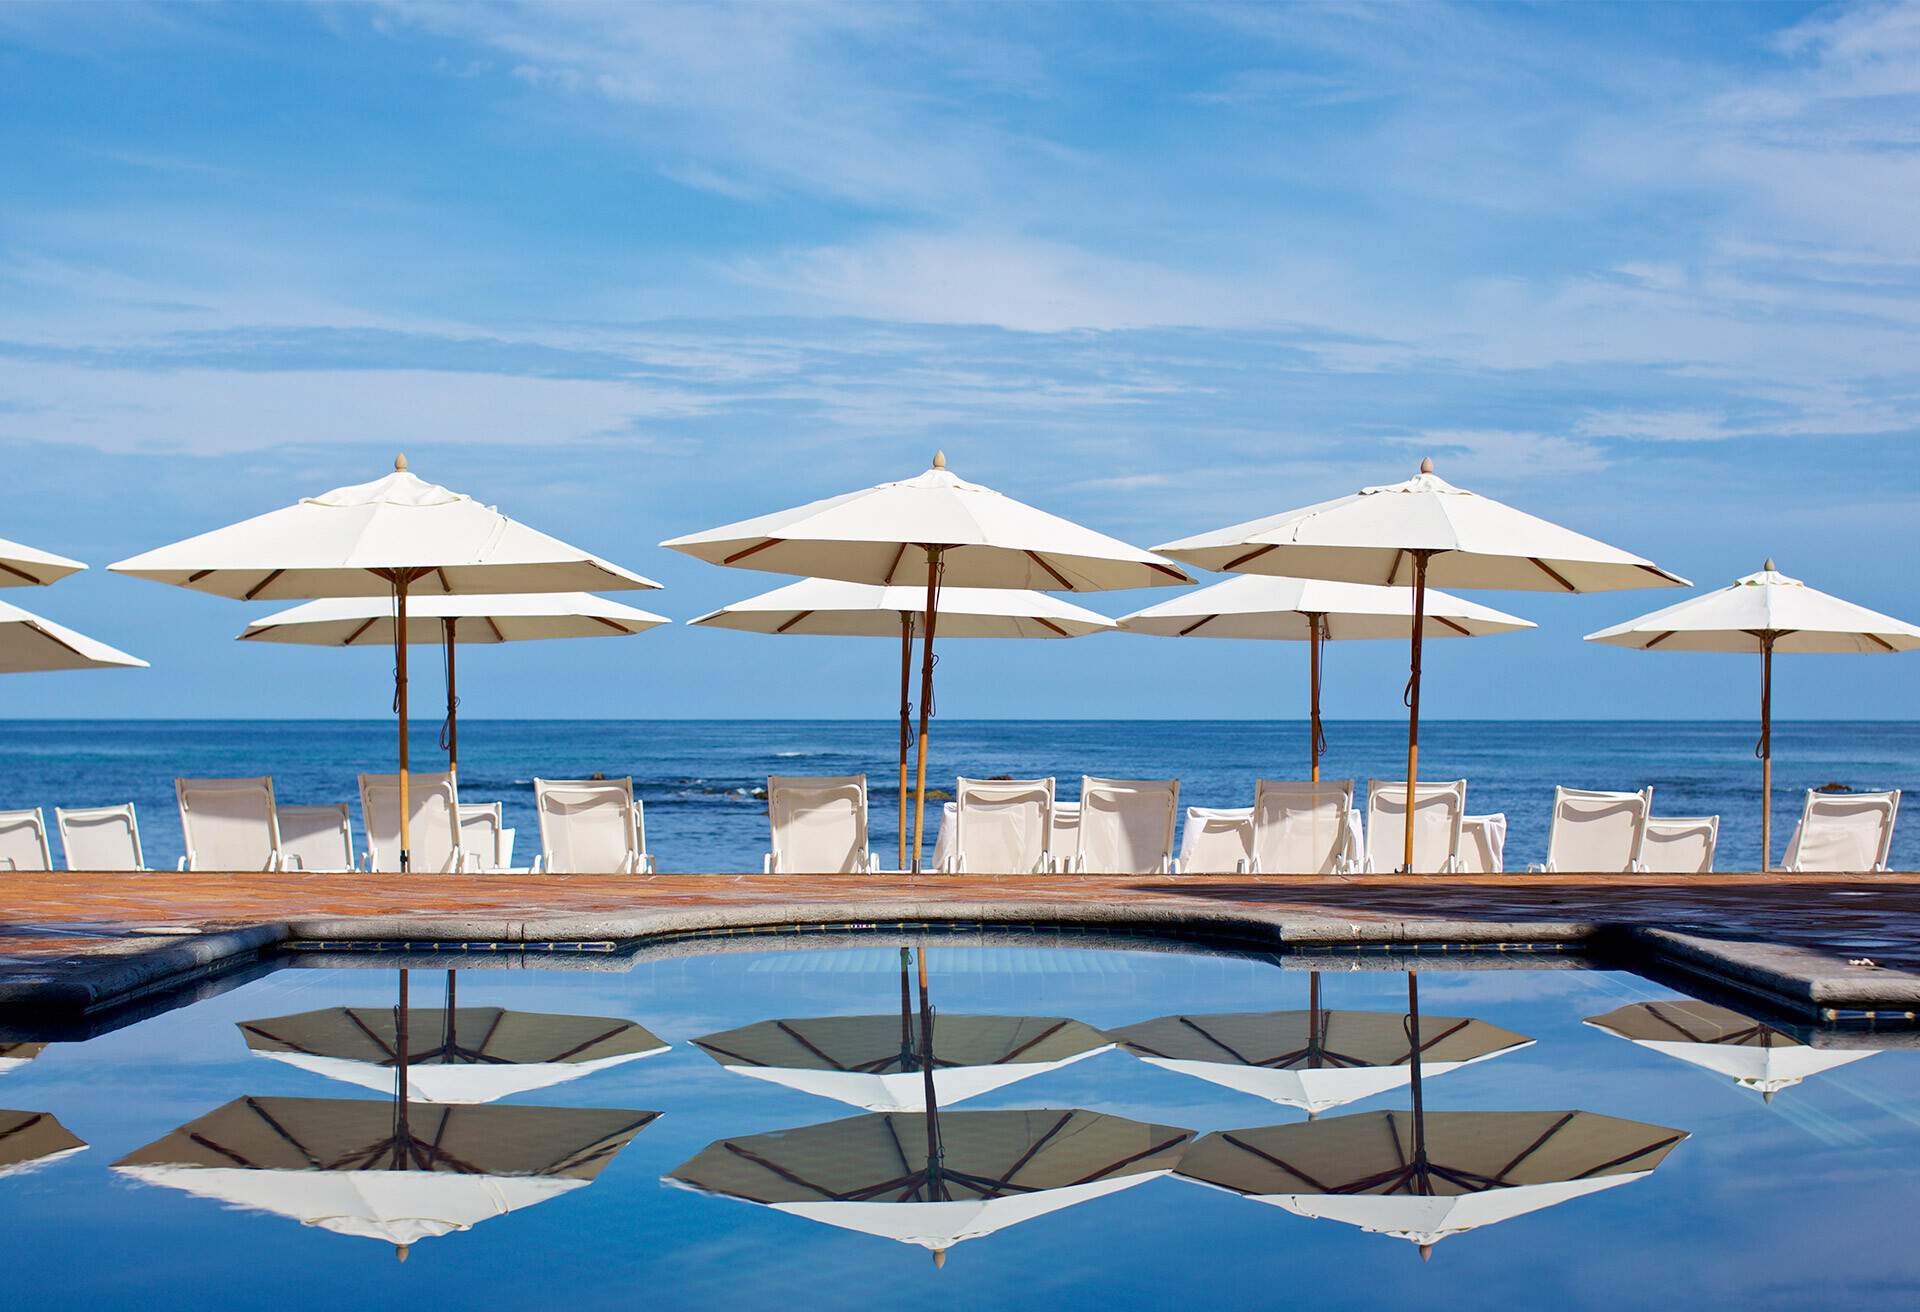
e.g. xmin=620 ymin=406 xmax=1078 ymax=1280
xmin=1760 ymin=635 xmax=1774 ymax=873
xmin=910 ymin=548 xmax=942 ymax=873
xmin=1309 ymin=613 xmax=1324 ymax=783
xmin=1405 ymin=971 xmax=1425 ymax=1178
xmin=1402 ymin=553 xmax=1431 ymax=873
xmin=899 ymin=613 xmax=913 ymax=871
xmin=396 ymin=573 xmax=413 ymax=874
xmin=443 ymin=618 xmax=458 ymax=776
xmin=918 ymin=945 xmax=941 ymax=1196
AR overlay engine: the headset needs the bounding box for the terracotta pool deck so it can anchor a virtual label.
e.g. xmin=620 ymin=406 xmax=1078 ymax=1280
xmin=3 ymin=868 xmax=1919 ymax=1023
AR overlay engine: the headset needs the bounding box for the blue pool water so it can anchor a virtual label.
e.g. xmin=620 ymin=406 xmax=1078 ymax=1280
xmin=2 ymin=719 xmax=1915 ymax=871
xmin=0 ymin=941 xmax=1915 ymax=1309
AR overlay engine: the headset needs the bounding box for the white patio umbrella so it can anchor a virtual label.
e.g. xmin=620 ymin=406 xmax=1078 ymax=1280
xmin=239 ymin=970 xmax=670 ymax=1105
xmin=663 ymin=453 xmax=1190 ymax=869
xmin=0 ymin=1109 xmax=86 ymax=1178
xmin=1156 ymin=459 xmax=1687 ymax=870
xmin=1119 ymin=576 xmax=1532 ymax=780
xmin=1584 ymin=999 xmax=1876 ymax=1102
xmin=1110 ymin=973 xmax=1533 ymax=1116
xmin=690 ymin=579 xmax=1115 ymax=866
xmin=1585 ymin=561 xmax=1920 ymax=869
xmin=113 ymin=1096 xmax=658 ymax=1256
xmin=692 ymin=948 xmax=1111 ymax=1111
xmin=0 ymin=535 xmax=84 ymax=588
xmin=1174 ymin=977 xmax=1686 ymax=1259
xmin=239 ymin=592 xmax=669 ymax=774
xmin=0 ymin=598 xmax=147 ymax=673
xmin=111 ymin=456 xmax=661 ymax=869
xmin=666 ymin=1107 xmax=1192 ymax=1266
xmin=0 ymin=1042 xmax=47 ymax=1076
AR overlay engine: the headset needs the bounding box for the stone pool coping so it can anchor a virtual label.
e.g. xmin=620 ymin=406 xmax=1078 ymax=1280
xmin=3 ymin=870 xmax=1919 ymax=1025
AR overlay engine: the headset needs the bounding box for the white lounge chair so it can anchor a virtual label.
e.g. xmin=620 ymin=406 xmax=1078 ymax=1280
xmin=1363 ymin=779 xmax=1467 ymax=874
xmin=176 ymin=777 xmax=283 ymax=872
xmin=929 ymin=801 xmax=957 ymax=874
xmin=942 ymin=777 xmax=1054 ymax=874
xmin=0 ymin=808 xmax=51 ymax=872
xmin=1073 ymin=777 xmax=1178 ymax=874
xmin=359 ymin=771 xmax=466 ymax=874
xmin=765 ymin=775 xmax=875 ymax=874
xmin=1529 ymin=787 xmax=1654 ymax=873
xmin=1781 ymin=790 xmax=1900 ymax=873
xmin=457 ymin=801 xmax=516 ymax=873
xmin=56 ymin=804 xmax=145 ymax=871
xmin=277 ymin=803 xmax=356 ymax=873
xmin=1246 ymin=780 xmax=1361 ymax=875
xmin=1177 ymin=806 xmax=1254 ymax=874
xmin=532 ymin=777 xmax=654 ymax=873
xmin=1051 ymin=801 xmax=1080 ymax=870
xmin=1641 ymin=815 xmax=1719 ymax=875
xmin=1458 ymin=813 xmax=1509 ymax=874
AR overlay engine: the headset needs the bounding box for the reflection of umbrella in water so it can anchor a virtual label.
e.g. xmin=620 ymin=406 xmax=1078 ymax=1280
xmin=113 ymin=1096 xmax=657 ymax=1256
xmin=0 ymin=1043 xmax=47 ymax=1076
xmin=1176 ymin=976 xmax=1686 ymax=1259
xmin=1111 ymin=972 xmax=1532 ymax=1115
xmin=692 ymin=947 xmax=1111 ymax=1111
xmin=0 ymin=1109 xmax=86 ymax=1178
xmin=239 ymin=969 xmax=668 ymax=1104
xmin=1585 ymin=999 xmax=1876 ymax=1102
xmin=670 ymin=948 xmax=1191 ymax=1266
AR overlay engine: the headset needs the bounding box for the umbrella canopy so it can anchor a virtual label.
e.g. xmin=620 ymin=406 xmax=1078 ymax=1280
xmin=1155 ymin=459 xmax=1686 ymax=870
xmin=1586 ymin=562 xmax=1920 ymax=868
xmin=114 ymin=1096 xmax=657 ymax=1250
xmin=1119 ymin=576 xmax=1532 ymax=778
xmin=0 ymin=1109 xmax=86 ymax=1178
xmin=1584 ymin=1000 xmax=1876 ymax=1100
xmin=1175 ymin=1108 xmax=1686 ymax=1255
xmin=694 ymin=1013 xmax=1113 ymax=1112
xmin=666 ymin=1107 xmax=1192 ymax=1260
xmin=239 ymin=592 xmax=669 ymax=773
xmin=0 ymin=598 xmax=147 ymax=674
xmin=111 ymin=456 xmax=661 ymax=869
xmin=0 ymin=535 xmax=84 ymax=588
xmin=0 ymin=1042 xmax=47 ymax=1076
xmin=240 ymin=1003 xmax=670 ymax=1105
xmin=691 ymin=579 xmax=1115 ymax=866
xmin=664 ymin=453 xmax=1188 ymax=870
xmin=1110 ymin=1005 xmax=1532 ymax=1116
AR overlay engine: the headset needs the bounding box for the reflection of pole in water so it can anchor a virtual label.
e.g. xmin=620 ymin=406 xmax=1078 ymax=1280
xmin=1405 ymin=971 xmax=1432 ymax=1262
xmin=899 ymin=947 xmax=915 ymax=1071
xmin=918 ymin=948 xmax=941 ymax=1197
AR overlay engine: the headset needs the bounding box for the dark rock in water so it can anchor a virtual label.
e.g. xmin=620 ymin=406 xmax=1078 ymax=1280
xmin=1816 ymin=781 xmax=1853 ymax=793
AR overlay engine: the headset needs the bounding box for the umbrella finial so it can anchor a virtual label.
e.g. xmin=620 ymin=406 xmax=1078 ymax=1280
xmin=1419 ymin=1243 xmax=1433 ymax=1263
xmin=1763 ymin=1089 xmax=1776 ymax=1105
xmin=395 ymin=1244 xmax=409 ymax=1264
xmin=932 ymin=450 xmax=947 ymax=470
xmin=394 ymin=452 xmax=409 ymax=472
xmin=1764 ymin=557 xmax=1776 ymax=573
xmin=1419 ymin=456 xmax=1434 ymax=475
xmin=933 ymin=1248 xmax=947 ymax=1269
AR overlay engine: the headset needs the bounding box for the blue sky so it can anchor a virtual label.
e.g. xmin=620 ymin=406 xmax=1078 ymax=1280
xmin=1 ymin=1 xmax=1917 ymax=719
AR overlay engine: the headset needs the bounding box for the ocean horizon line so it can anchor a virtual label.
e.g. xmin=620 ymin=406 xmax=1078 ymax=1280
xmin=4 ymin=716 xmax=1917 ymax=726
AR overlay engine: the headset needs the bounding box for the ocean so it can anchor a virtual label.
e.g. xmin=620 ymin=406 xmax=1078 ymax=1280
xmin=4 ymin=719 xmax=1915 ymax=874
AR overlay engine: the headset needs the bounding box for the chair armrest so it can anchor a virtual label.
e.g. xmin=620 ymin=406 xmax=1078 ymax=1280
xmin=530 ymin=854 xmax=544 ymax=874
xmin=865 ymin=850 xmax=878 ymax=875
xmin=1526 ymin=861 xmax=1550 ymax=873
xmin=176 ymin=856 xmax=188 ymax=872
xmin=640 ymin=852 xmax=657 ymax=874
xmin=284 ymin=855 xmax=304 ymax=872
xmin=764 ymin=852 xmax=777 ymax=874
xmin=1235 ymin=857 xmax=1250 ymax=875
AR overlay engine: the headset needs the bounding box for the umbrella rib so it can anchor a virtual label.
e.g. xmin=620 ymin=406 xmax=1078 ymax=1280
xmin=998 ymin=1019 xmax=1070 ymax=1063
xmin=1642 ymin=630 xmax=1676 ymax=650
xmin=774 ymin=610 xmax=814 ymax=634
xmin=187 ymin=569 xmax=214 ymax=584
xmin=722 ymin=538 xmax=781 ymax=566
xmin=546 ymin=1022 xmax=637 ymax=1063
xmin=1386 ymin=548 xmax=1405 ymax=586
xmin=0 ymin=1112 xmax=46 ymax=1143
xmin=1866 ymin=632 xmax=1897 ymax=652
xmin=236 ymin=1022 xmax=328 ymax=1058
xmin=551 ymin=1115 xmax=659 ymax=1174
xmin=341 ymin=617 xmax=378 ymax=646
xmin=718 ymin=1140 xmax=853 ymax=1200
xmin=474 ymin=1008 xmax=508 ymax=1060
xmin=242 ymin=569 xmax=284 ymax=601
xmin=1179 ymin=1015 xmax=1257 ymax=1065
xmin=1218 ymin=1132 xmax=1332 ymax=1192
xmin=693 ymin=1040 xmax=762 ymax=1066
xmin=1177 ymin=614 xmax=1220 ymax=637
xmin=186 ymin=1130 xmax=264 ymax=1169
xmin=1069 ymin=1132 xmax=1191 ymax=1187
xmin=1571 ymin=1132 xmax=1685 ymax=1179
xmin=883 ymin=541 xmax=909 ymax=586
xmin=343 ymin=1008 xmax=401 ymax=1063
xmin=1529 ymin=557 xmax=1576 ymax=591
xmin=1223 ymin=543 xmax=1277 ymax=572
xmin=1490 ymin=1111 xmax=1577 ymax=1181
xmin=590 ymin=615 xmax=631 ymax=634
xmin=1404 ymin=1016 xmax=1471 ymax=1061
xmin=0 ymin=561 xmax=40 ymax=585
xmin=1034 ymin=617 xmax=1069 ymax=637
xmin=1641 ymin=1002 xmax=1711 ymax=1044
xmin=1024 ymin=549 xmax=1072 ymax=590
xmin=775 ymin=1020 xmax=851 ymax=1071
xmin=1434 ymin=616 xmax=1470 ymax=636
xmin=1147 ymin=561 xmax=1190 ymax=582
xmin=239 ymin=1096 xmax=323 ymax=1168
xmin=989 ymin=1110 xmax=1075 ymax=1193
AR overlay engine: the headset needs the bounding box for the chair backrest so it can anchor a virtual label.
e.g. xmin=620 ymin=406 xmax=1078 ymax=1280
xmin=56 ymin=804 xmax=144 ymax=871
xmin=768 ymin=776 xmax=869 ymax=874
xmin=458 ymin=802 xmax=506 ymax=871
xmin=0 ymin=808 xmax=51 ymax=872
xmin=1250 ymin=780 xmax=1354 ymax=874
xmin=534 ymin=777 xmax=644 ymax=873
xmin=928 ymin=801 xmax=957 ymax=873
xmin=277 ymin=804 xmax=355 ymax=873
xmin=953 ymin=777 xmax=1054 ymax=873
xmin=1365 ymin=779 xmax=1467 ymax=874
xmin=1457 ymin=813 xmax=1508 ymax=874
xmin=176 ymin=777 xmax=281 ymax=872
xmin=1178 ymin=806 xmax=1254 ymax=874
xmin=358 ymin=771 xmax=463 ymax=873
xmin=1784 ymin=790 xmax=1899 ymax=872
xmin=1641 ymin=815 xmax=1719 ymax=875
xmin=1075 ymin=778 xmax=1178 ymax=875
xmin=1544 ymin=786 xmax=1653 ymax=872
xmin=1052 ymin=801 xmax=1081 ymax=855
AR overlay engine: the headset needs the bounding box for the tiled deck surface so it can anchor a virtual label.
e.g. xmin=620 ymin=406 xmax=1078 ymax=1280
xmin=4 ymin=869 xmax=1919 ymax=974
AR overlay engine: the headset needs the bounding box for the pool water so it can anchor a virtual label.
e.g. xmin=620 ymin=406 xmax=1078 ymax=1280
xmin=2 ymin=941 xmax=1916 ymax=1309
